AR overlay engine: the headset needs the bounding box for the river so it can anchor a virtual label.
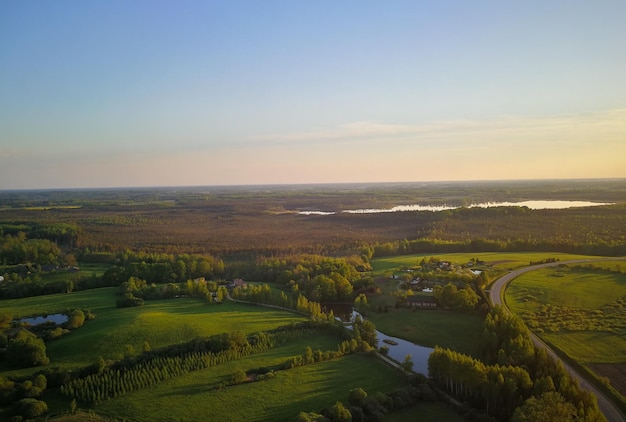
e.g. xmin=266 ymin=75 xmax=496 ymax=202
xmin=326 ymin=304 xmax=433 ymax=375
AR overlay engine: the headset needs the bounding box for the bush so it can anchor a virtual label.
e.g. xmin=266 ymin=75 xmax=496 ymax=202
xmin=65 ymin=309 xmax=85 ymax=329
xmin=5 ymin=330 xmax=50 ymax=368
xmin=13 ymin=398 xmax=48 ymax=419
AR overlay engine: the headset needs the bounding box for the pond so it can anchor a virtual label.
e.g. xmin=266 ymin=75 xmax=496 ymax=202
xmin=377 ymin=330 xmax=433 ymax=375
xmin=17 ymin=313 xmax=68 ymax=326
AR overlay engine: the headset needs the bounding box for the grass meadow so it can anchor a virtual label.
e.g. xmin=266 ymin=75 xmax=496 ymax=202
xmin=3 ymin=288 xmax=417 ymax=421
xmin=365 ymin=252 xmax=598 ymax=357
xmin=93 ymin=353 xmax=408 ymax=422
xmin=1 ymin=289 xmax=307 ymax=372
xmin=371 ymin=252 xmax=598 ymax=275
xmin=383 ymin=402 xmax=464 ymax=422
xmin=368 ymin=309 xmax=484 ymax=357
xmin=505 ymin=261 xmax=626 ymax=401
xmin=505 ymin=262 xmax=626 ymax=363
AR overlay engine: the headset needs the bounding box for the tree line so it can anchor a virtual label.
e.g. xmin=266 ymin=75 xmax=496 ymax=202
xmin=59 ymin=321 xmax=347 ymax=404
xmin=428 ymin=306 xmax=605 ymax=422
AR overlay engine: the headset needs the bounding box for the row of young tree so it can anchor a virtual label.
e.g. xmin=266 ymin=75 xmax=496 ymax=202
xmin=61 ymin=344 xmax=266 ymax=404
xmin=60 ymin=321 xmax=346 ymax=404
xmin=428 ymin=307 xmax=605 ymax=422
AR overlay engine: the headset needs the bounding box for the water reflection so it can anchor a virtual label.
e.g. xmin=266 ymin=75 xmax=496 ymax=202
xmin=296 ymin=200 xmax=613 ymax=215
xmin=17 ymin=313 xmax=68 ymax=326
xmin=325 ymin=304 xmax=433 ymax=375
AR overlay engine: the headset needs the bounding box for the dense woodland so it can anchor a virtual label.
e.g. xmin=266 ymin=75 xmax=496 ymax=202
xmin=1 ymin=180 xmax=625 ymax=259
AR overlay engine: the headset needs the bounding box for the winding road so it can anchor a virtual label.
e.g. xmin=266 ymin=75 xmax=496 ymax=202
xmin=488 ymin=258 xmax=626 ymax=422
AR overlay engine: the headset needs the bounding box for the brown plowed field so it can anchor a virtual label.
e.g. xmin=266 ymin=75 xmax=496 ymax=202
xmin=587 ymin=363 xmax=626 ymax=397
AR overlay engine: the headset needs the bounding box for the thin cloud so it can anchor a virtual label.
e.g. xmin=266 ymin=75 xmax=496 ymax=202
xmin=251 ymin=109 xmax=626 ymax=149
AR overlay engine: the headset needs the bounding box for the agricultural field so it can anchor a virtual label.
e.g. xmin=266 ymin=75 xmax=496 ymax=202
xmin=93 ymin=352 xmax=406 ymax=422
xmin=366 ymin=252 xmax=602 ymax=357
xmin=1 ymin=287 xmax=419 ymax=421
xmin=371 ymin=252 xmax=598 ymax=275
xmin=1 ymin=290 xmax=308 ymax=373
xmin=505 ymin=261 xmax=626 ymax=399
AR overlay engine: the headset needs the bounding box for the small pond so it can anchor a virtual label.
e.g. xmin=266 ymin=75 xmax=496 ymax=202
xmin=17 ymin=313 xmax=68 ymax=326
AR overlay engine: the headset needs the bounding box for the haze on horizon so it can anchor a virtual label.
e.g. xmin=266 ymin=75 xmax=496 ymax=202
xmin=1 ymin=1 xmax=625 ymax=190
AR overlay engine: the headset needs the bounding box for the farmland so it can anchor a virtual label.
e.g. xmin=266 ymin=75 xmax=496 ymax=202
xmin=505 ymin=261 xmax=626 ymax=401
xmin=1 ymin=290 xmax=309 ymax=370
xmin=2 ymin=180 xmax=626 ymax=421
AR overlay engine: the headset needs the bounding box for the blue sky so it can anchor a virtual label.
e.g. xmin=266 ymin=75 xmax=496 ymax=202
xmin=1 ymin=1 xmax=625 ymax=189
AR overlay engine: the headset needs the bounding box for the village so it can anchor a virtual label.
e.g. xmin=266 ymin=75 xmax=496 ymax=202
xmin=390 ymin=257 xmax=485 ymax=310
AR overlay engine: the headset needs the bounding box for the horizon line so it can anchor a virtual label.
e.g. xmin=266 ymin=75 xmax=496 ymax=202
xmin=1 ymin=177 xmax=625 ymax=193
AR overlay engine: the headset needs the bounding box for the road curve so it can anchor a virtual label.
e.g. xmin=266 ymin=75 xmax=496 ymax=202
xmin=488 ymin=258 xmax=626 ymax=422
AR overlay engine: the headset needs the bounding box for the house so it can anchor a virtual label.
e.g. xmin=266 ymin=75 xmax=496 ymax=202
xmin=233 ymin=279 xmax=246 ymax=288
xmin=407 ymin=295 xmax=437 ymax=309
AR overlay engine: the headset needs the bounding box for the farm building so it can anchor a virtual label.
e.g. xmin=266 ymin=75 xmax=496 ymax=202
xmin=407 ymin=295 xmax=437 ymax=308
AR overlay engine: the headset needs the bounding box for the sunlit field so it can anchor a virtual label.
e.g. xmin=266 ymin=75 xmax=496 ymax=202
xmin=506 ymin=261 xmax=626 ymax=401
xmin=1 ymin=290 xmax=307 ymax=371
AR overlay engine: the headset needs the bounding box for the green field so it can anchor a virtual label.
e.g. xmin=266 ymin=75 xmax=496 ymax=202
xmin=372 ymin=252 xmax=598 ymax=275
xmin=1 ymin=289 xmax=307 ymax=372
xmin=368 ymin=309 xmax=484 ymax=357
xmin=383 ymin=402 xmax=464 ymax=422
xmin=505 ymin=261 xmax=626 ymax=363
xmin=505 ymin=261 xmax=626 ymax=403
xmin=2 ymin=288 xmax=418 ymax=421
xmin=93 ymin=348 xmax=406 ymax=421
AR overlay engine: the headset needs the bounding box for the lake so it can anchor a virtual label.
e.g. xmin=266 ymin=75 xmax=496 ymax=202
xmin=297 ymin=200 xmax=613 ymax=215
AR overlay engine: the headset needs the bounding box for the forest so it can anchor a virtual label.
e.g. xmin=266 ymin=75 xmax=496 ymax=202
xmin=0 ymin=179 xmax=625 ymax=421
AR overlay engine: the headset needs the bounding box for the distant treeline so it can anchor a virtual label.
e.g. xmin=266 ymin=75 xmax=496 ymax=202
xmin=2 ymin=189 xmax=625 ymax=259
xmin=369 ymin=237 xmax=626 ymax=258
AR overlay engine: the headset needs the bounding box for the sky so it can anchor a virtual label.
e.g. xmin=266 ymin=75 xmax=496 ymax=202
xmin=1 ymin=0 xmax=625 ymax=189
